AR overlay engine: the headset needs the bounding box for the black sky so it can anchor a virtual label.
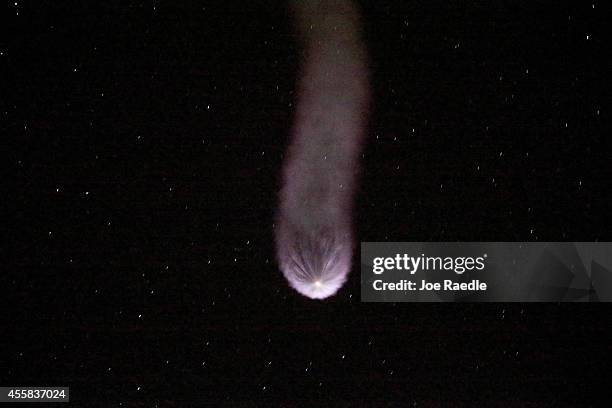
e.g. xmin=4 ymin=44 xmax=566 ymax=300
xmin=3 ymin=0 xmax=610 ymax=405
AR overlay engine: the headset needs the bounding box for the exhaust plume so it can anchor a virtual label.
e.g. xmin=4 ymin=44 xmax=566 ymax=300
xmin=275 ymin=0 xmax=370 ymax=299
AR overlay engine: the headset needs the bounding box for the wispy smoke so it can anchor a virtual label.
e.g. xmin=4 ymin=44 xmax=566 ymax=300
xmin=275 ymin=0 xmax=369 ymax=299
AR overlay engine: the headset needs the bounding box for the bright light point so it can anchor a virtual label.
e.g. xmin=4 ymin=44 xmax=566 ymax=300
xmin=276 ymin=227 xmax=352 ymax=300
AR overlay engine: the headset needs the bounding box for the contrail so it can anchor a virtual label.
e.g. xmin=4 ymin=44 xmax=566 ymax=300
xmin=275 ymin=0 xmax=370 ymax=299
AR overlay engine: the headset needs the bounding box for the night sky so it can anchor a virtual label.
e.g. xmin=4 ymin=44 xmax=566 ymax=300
xmin=3 ymin=0 xmax=610 ymax=406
